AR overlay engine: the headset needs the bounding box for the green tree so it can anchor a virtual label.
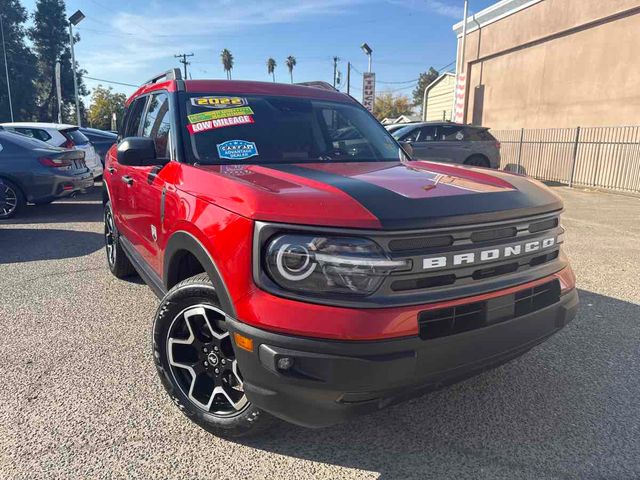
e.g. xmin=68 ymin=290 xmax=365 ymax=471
xmin=285 ymin=55 xmax=296 ymax=84
xmin=412 ymin=67 xmax=440 ymax=110
xmin=266 ymin=58 xmax=276 ymax=82
xmin=0 ymin=1 xmax=38 ymax=121
xmin=221 ymin=48 xmax=234 ymax=80
xmin=373 ymin=91 xmax=413 ymax=120
xmin=87 ymin=85 xmax=126 ymax=130
xmin=29 ymin=0 xmax=88 ymax=123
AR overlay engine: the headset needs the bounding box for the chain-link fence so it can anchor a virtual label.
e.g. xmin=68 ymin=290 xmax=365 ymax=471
xmin=492 ymin=126 xmax=640 ymax=193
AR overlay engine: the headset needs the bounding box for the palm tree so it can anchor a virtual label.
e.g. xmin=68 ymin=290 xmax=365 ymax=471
xmin=285 ymin=56 xmax=296 ymax=84
xmin=267 ymin=58 xmax=277 ymax=82
xmin=221 ymin=49 xmax=234 ymax=80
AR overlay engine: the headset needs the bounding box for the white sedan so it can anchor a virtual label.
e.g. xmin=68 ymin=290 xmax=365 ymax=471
xmin=1 ymin=122 xmax=103 ymax=179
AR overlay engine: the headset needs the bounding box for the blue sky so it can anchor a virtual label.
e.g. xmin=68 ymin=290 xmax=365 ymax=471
xmin=22 ymin=0 xmax=496 ymax=102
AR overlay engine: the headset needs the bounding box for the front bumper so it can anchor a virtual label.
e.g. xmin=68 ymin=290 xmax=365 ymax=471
xmin=228 ymin=288 xmax=578 ymax=428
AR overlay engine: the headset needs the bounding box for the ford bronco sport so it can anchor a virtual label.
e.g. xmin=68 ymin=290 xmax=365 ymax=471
xmin=103 ymin=69 xmax=578 ymax=437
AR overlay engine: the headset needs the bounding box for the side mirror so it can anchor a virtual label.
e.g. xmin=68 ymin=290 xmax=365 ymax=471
xmin=117 ymin=137 xmax=161 ymax=166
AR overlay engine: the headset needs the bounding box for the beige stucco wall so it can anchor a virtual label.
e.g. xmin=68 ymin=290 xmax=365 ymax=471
xmin=425 ymin=75 xmax=455 ymax=121
xmin=458 ymin=0 xmax=640 ymax=128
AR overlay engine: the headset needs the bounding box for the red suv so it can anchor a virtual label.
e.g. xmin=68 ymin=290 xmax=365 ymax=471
xmin=103 ymin=69 xmax=578 ymax=437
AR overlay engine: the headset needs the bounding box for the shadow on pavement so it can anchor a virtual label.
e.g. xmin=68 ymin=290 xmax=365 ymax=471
xmin=0 ymin=228 xmax=103 ymax=264
xmin=0 ymin=186 xmax=102 ymax=225
xmin=237 ymin=289 xmax=640 ymax=479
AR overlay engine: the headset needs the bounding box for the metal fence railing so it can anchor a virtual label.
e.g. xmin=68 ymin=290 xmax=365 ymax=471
xmin=492 ymin=126 xmax=640 ymax=193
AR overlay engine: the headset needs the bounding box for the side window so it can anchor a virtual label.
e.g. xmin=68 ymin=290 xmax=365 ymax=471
xmin=438 ymin=125 xmax=465 ymax=141
xmin=123 ymin=97 xmax=147 ymax=138
xmin=400 ymin=127 xmax=420 ymax=142
xmin=418 ymin=126 xmax=437 ymax=142
xmin=141 ymin=92 xmax=171 ymax=159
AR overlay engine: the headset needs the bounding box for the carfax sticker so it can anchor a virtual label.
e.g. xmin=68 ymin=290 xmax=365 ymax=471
xmin=188 ymin=106 xmax=254 ymax=124
xmin=191 ymin=96 xmax=248 ymax=109
xmin=217 ymin=140 xmax=259 ymax=160
xmin=187 ymin=115 xmax=254 ymax=134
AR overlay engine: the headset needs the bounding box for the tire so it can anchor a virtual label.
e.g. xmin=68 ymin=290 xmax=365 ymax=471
xmin=464 ymin=155 xmax=490 ymax=168
xmin=153 ymin=273 xmax=274 ymax=438
xmin=104 ymin=201 xmax=136 ymax=278
xmin=0 ymin=179 xmax=25 ymax=220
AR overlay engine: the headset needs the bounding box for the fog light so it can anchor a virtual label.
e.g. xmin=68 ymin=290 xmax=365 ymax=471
xmin=276 ymin=356 xmax=294 ymax=371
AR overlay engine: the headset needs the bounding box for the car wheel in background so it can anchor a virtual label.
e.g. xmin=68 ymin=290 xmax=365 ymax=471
xmin=104 ymin=201 xmax=136 ymax=278
xmin=153 ymin=273 xmax=274 ymax=438
xmin=464 ymin=155 xmax=490 ymax=168
xmin=0 ymin=179 xmax=25 ymax=219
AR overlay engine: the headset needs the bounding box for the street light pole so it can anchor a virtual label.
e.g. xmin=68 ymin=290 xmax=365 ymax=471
xmin=0 ymin=15 xmax=14 ymax=122
xmin=68 ymin=10 xmax=85 ymax=126
xmin=361 ymin=42 xmax=372 ymax=73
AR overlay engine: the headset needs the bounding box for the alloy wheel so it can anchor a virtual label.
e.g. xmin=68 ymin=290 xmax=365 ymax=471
xmin=167 ymin=304 xmax=248 ymax=416
xmin=0 ymin=183 xmax=18 ymax=218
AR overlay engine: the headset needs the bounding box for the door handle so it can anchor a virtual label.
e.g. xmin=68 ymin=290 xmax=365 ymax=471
xmin=122 ymin=175 xmax=134 ymax=186
xmin=107 ymin=167 xmax=116 ymax=174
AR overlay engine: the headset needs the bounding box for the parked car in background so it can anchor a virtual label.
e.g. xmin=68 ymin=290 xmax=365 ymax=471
xmin=1 ymin=122 xmax=103 ymax=179
xmin=392 ymin=121 xmax=501 ymax=168
xmin=0 ymin=129 xmax=92 ymax=219
xmin=79 ymin=127 xmax=117 ymax=166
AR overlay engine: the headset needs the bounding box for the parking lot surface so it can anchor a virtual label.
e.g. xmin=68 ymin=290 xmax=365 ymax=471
xmin=1 ymin=185 xmax=639 ymax=480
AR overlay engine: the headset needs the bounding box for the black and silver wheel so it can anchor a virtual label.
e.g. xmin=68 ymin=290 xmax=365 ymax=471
xmin=0 ymin=179 xmax=24 ymax=219
xmin=464 ymin=154 xmax=490 ymax=168
xmin=153 ymin=273 xmax=273 ymax=437
xmin=104 ymin=201 xmax=135 ymax=278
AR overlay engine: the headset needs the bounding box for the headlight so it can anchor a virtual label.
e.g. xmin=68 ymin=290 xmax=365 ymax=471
xmin=264 ymin=234 xmax=410 ymax=296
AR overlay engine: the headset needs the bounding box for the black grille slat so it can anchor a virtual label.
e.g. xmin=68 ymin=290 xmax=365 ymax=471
xmin=470 ymin=226 xmax=517 ymax=243
xmin=418 ymin=280 xmax=561 ymax=340
xmin=529 ymin=218 xmax=559 ymax=233
xmin=388 ymin=235 xmax=453 ymax=252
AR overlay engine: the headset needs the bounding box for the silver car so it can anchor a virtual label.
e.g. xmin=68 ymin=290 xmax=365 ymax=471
xmin=392 ymin=121 xmax=501 ymax=168
xmin=1 ymin=122 xmax=103 ymax=179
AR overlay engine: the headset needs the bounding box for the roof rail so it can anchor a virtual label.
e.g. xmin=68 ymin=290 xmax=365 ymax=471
xmin=142 ymin=68 xmax=182 ymax=86
xmin=294 ymin=81 xmax=338 ymax=92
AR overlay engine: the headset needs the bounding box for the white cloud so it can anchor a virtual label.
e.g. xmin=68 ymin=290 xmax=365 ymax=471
xmin=80 ymin=0 xmax=365 ymax=88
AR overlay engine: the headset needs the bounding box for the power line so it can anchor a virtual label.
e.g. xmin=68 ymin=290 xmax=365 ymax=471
xmin=84 ymin=75 xmax=138 ymax=87
xmin=175 ymin=52 xmax=194 ymax=78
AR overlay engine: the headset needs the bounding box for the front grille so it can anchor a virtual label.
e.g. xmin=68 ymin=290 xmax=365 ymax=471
xmin=418 ymin=280 xmax=561 ymax=340
xmin=374 ymin=212 xmax=564 ymax=298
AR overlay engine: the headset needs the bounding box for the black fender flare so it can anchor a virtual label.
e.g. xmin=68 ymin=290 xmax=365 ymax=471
xmin=163 ymin=231 xmax=236 ymax=317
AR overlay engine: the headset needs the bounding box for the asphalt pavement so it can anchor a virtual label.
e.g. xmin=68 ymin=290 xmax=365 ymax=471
xmin=0 ymin=185 xmax=639 ymax=480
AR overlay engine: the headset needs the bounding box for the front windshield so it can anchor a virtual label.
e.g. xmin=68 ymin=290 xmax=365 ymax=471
xmin=182 ymin=93 xmax=403 ymax=164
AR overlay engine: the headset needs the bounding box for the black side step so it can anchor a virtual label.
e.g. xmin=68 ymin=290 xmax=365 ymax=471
xmin=119 ymin=235 xmax=167 ymax=300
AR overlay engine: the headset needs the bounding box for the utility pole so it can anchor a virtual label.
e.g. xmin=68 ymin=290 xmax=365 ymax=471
xmin=55 ymin=61 xmax=62 ymax=123
xmin=175 ymin=53 xmax=194 ymax=79
xmin=332 ymin=56 xmax=339 ymax=88
xmin=1 ymin=14 xmax=14 ymax=122
xmin=346 ymin=61 xmax=351 ymax=95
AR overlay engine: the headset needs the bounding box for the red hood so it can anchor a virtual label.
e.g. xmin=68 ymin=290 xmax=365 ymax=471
xmin=174 ymin=161 xmax=562 ymax=230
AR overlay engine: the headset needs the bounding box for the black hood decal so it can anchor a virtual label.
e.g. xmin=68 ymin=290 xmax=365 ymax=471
xmin=264 ymin=164 xmax=563 ymax=230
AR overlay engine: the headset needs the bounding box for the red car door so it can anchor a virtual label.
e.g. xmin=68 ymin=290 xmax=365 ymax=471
xmin=107 ymin=95 xmax=147 ymax=236
xmin=120 ymin=91 xmax=174 ymax=273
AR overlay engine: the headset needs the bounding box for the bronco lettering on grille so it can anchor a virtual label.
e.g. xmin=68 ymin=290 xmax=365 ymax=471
xmin=422 ymin=236 xmax=559 ymax=270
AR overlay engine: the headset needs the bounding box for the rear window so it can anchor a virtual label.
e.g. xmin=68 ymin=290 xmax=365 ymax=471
xmin=63 ymin=129 xmax=90 ymax=146
xmin=464 ymin=127 xmax=495 ymax=141
xmin=183 ymin=93 xmax=401 ymax=164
